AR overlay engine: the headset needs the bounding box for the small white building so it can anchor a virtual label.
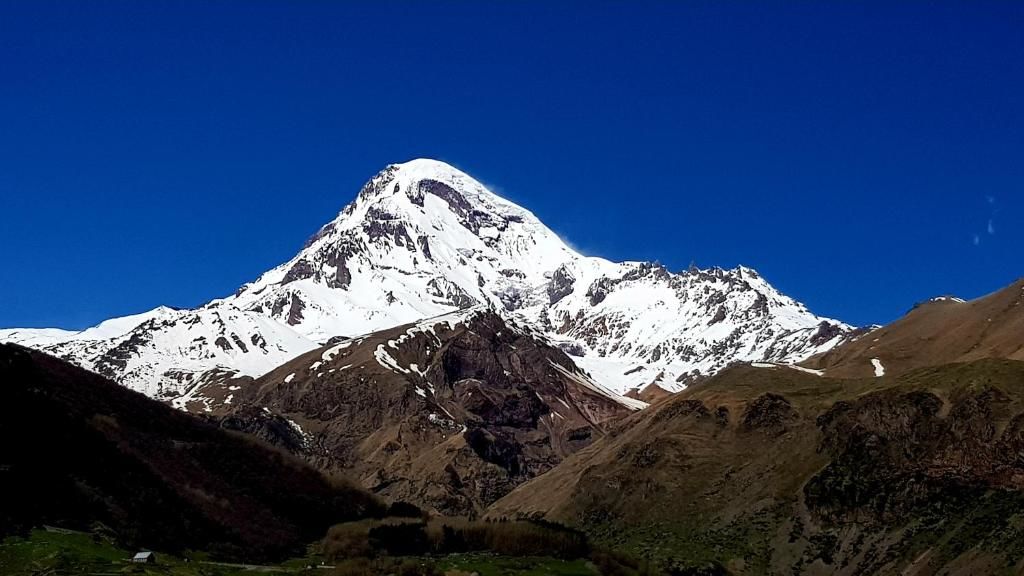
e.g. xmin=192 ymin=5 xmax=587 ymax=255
xmin=132 ymin=551 xmax=156 ymax=564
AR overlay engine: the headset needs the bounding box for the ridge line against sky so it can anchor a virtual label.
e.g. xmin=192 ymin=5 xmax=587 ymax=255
xmin=0 ymin=1 xmax=1021 ymax=330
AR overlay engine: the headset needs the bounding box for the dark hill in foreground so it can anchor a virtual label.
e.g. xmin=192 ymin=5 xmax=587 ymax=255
xmin=0 ymin=343 xmax=382 ymax=562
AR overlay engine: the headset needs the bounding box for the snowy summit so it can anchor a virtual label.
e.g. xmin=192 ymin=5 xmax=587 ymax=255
xmin=1 ymin=159 xmax=854 ymax=403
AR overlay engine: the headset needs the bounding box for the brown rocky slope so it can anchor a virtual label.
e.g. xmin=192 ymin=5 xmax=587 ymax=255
xmin=219 ymin=307 xmax=641 ymax=517
xmin=803 ymin=278 xmax=1024 ymax=378
xmin=489 ymin=359 xmax=1024 ymax=575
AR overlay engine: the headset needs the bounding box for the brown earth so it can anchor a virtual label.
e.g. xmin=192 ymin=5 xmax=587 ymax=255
xmin=804 ymin=278 xmax=1024 ymax=378
xmin=489 ymin=359 xmax=1024 ymax=575
xmin=221 ymin=309 xmax=637 ymax=517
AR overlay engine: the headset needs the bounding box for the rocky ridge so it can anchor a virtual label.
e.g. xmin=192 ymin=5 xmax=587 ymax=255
xmin=214 ymin=306 xmax=640 ymax=515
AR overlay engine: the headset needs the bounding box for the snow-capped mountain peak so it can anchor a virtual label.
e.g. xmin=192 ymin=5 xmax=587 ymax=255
xmin=228 ymin=159 xmax=579 ymax=341
xmin=2 ymin=158 xmax=856 ymax=401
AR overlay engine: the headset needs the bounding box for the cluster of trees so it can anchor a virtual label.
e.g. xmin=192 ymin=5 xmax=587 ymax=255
xmin=332 ymin=557 xmax=443 ymax=576
xmin=325 ymin=517 xmax=588 ymax=561
xmin=323 ymin=517 xmax=663 ymax=575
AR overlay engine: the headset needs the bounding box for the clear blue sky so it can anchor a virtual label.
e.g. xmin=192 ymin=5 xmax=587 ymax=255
xmin=1 ymin=1 xmax=1021 ymax=329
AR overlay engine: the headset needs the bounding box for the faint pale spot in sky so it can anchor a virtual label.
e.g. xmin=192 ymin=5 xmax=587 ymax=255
xmin=974 ymin=196 xmax=997 ymax=245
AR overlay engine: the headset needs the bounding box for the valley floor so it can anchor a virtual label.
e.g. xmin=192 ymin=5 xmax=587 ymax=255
xmin=0 ymin=529 xmax=597 ymax=576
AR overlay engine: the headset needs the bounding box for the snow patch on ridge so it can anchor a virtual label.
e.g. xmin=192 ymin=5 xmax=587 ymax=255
xmin=375 ymin=344 xmax=410 ymax=375
xmin=872 ymin=358 xmax=886 ymax=377
xmin=751 ymin=362 xmax=825 ymax=376
xmin=321 ymin=341 xmax=351 ymax=362
xmin=549 ymin=360 xmax=647 ymax=410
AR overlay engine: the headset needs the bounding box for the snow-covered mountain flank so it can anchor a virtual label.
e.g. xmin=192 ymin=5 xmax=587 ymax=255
xmin=1 ymin=159 xmax=854 ymax=403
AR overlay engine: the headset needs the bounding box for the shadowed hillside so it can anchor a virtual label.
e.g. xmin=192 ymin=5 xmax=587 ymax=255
xmin=0 ymin=343 xmax=384 ymax=562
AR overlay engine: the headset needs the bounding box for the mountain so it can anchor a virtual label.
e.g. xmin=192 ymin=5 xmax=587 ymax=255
xmin=1 ymin=305 xmax=317 ymax=400
xmin=0 ymin=343 xmax=383 ymax=561
xmin=1 ymin=159 xmax=853 ymax=402
xmin=0 ymin=307 xmax=175 ymax=348
xmin=212 ymin=307 xmax=640 ymax=516
xmin=802 ymin=278 xmax=1024 ymax=379
xmin=489 ymin=359 xmax=1024 ymax=575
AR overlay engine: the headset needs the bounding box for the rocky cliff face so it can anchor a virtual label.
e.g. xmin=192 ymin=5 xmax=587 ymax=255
xmin=1 ymin=159 xmax=854 ymax=402
xmin=490 ymin=360 xmax=1024 ymax=575
xmin=215 ymin=307 xmax=640 ymax=516
xmin=539 ymin=261 xmax=851 ymax=393
xmin=806 ymin=372 xmax=1024 ymax=523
